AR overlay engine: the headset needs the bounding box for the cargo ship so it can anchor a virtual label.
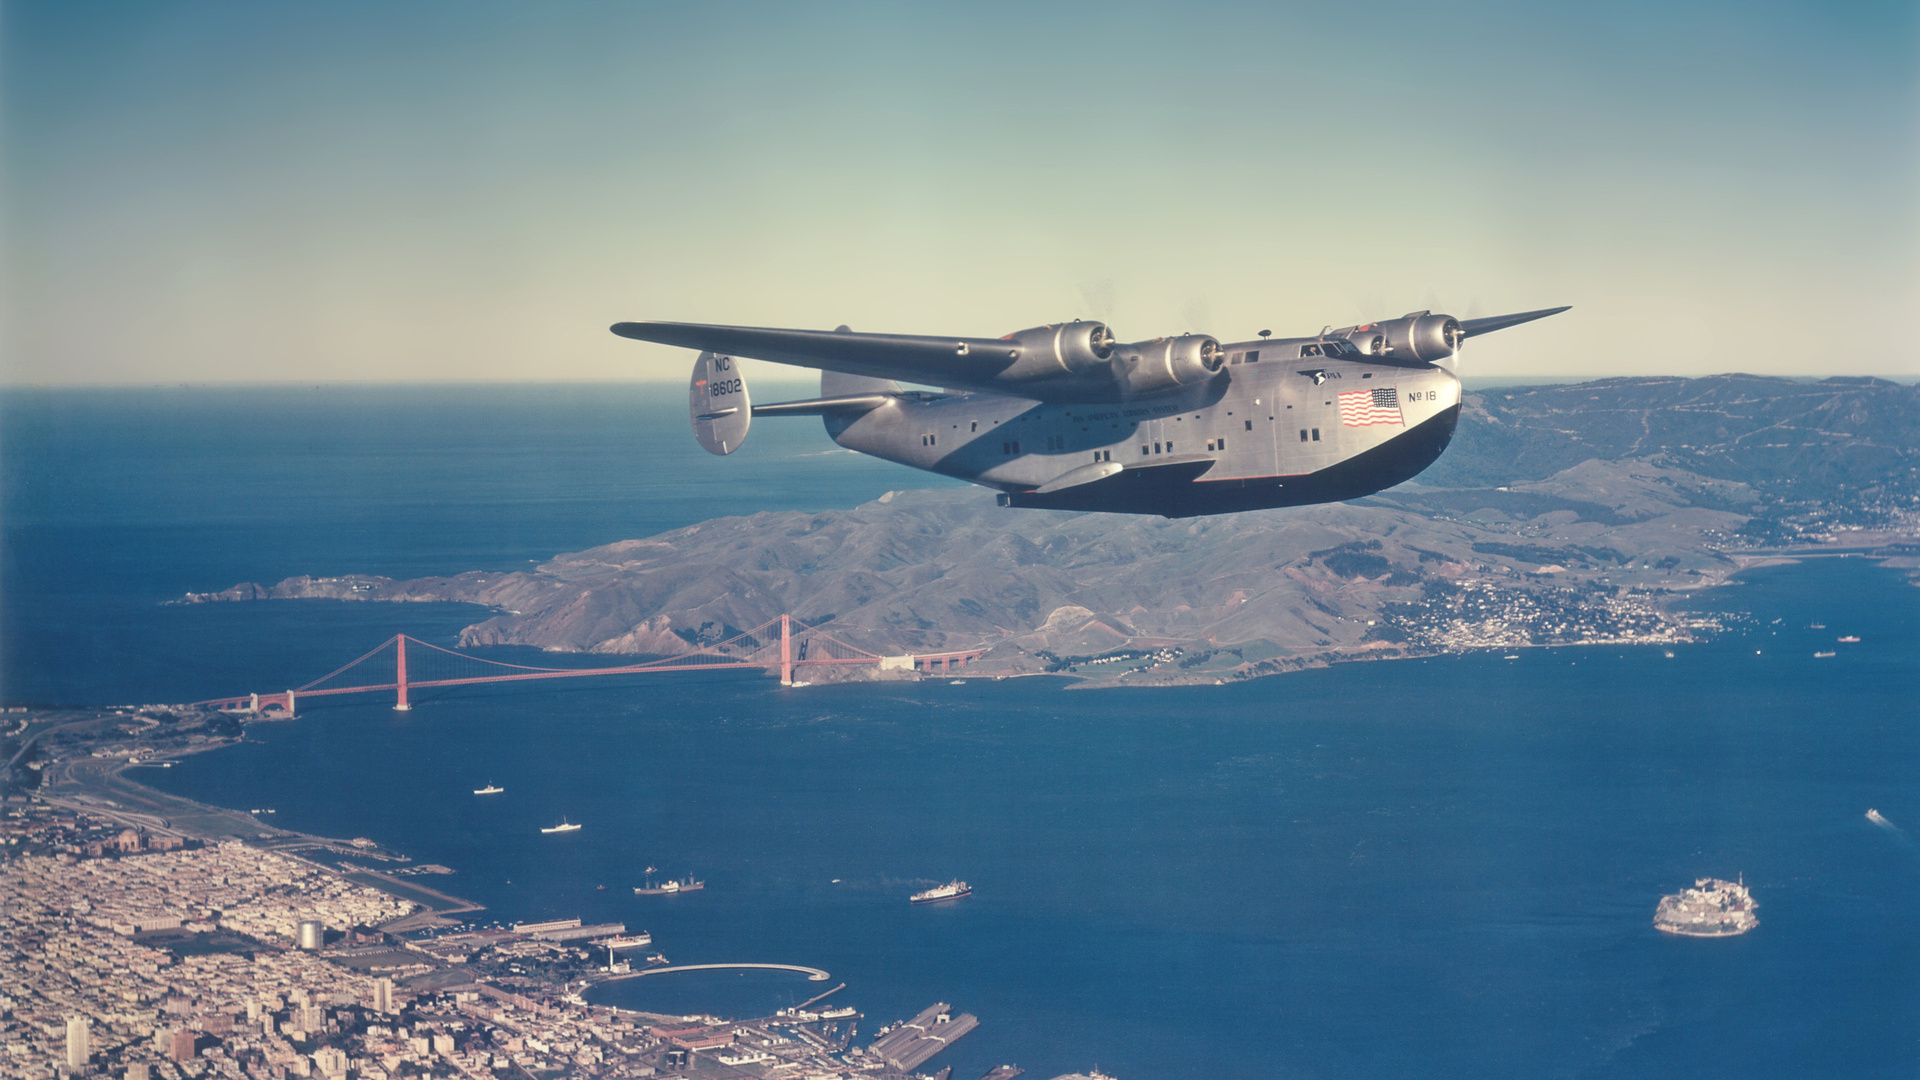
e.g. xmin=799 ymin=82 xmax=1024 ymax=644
xmin=540 ymin=819 xmax=582 ymax=834
xmin=634 ymin=876 xmax=704 ymax=895
xmin=592 ymin=933 xmax=654 ymax=950
xmin=910 ymin=880 xmax=971 ymax=904
xmin=474 ymin=783 xmax=504 ymax=795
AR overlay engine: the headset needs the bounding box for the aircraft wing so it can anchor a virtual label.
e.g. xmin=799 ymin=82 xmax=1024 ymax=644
xmin=1456 ymin=306 xmax=1571 ymax=339
xmin=613 ymin=320 xmax=1029 ymax=394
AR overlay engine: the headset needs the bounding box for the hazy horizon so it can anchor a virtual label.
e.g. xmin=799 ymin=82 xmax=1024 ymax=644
xmin=4 ymin=1 xmax=1916 ymax=386
xmin=4 ymin=372 xmax=1915 ymax=392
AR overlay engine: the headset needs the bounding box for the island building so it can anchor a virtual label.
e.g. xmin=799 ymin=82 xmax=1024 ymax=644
xmin=1654 ymin=876 xmax=1758 ymax=937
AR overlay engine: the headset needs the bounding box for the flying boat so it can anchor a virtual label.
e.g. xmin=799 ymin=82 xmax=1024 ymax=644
xmin=612 ymin=306 xmax=1568 ymax=517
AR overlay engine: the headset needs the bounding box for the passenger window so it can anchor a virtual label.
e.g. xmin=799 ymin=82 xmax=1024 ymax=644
xmin=1012 ymin=441 xmax=1020 ymax=454
xmin=1153 ymin=442 xmax=1161 ymax=453
xmin=1246 ymin=350 xmax=1259 ymax=362
xmin=1299 ymin=430 xmax=1308 ymax=442
xmin=1218 ymin=437 xmax=1227 ymax=450
xmin=1141 ymin=445 xmax=1149 ymax=455
xmin=1311 ymin=429 xmax=1320 ymax=441
xmin=1244 ymin=420 xmax=1253 ymax=431
xmin=971 ymin=421 xmax=978 ymax=432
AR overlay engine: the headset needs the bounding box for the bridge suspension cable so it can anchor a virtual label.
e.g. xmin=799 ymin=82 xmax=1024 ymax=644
xmin=192 ymin=615 xmax=988 ymax=714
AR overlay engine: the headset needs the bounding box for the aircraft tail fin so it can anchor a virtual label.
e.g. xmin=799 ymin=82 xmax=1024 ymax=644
xmin=689 ymin=351 xmax=750 ymax=455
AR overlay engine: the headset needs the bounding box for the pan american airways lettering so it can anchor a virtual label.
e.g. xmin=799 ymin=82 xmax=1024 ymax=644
xmin=1338 ymin=386 xmax=1404 ymax=427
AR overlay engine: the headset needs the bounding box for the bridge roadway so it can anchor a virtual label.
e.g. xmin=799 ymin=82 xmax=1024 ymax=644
xmin=603 ymin=962 xmax=831 ymax=982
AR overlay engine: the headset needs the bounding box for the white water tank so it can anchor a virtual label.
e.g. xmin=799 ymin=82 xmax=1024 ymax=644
xmin=296 ymin=920 xmax=325 ymax=951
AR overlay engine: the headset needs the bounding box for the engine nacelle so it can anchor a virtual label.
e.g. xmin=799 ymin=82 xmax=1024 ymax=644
xmin=1112 ymin=334 xmax=1224 ymax=395
xmin=997 ymin=320 xmax=1116 ymax=381
xmin=1341 ymin=329 xmax=1390 ymax=358
xmin=1372 ymin=311 xmax=1462 ymax=363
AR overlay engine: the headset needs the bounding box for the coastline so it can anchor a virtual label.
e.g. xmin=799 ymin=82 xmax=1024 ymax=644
xmin=31 ymin=545 xmax=1891 ymax=860
xmin=33 ymin=727 xmax=488 ymax=926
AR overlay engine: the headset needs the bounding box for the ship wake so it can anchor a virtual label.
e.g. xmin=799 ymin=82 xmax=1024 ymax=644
xmin=1865 ymin=809 xmax=1920 ymax=859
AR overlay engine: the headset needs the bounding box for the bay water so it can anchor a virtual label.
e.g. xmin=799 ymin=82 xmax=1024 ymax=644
xmin=4 ymin=387 xmax=1916 ymax=1078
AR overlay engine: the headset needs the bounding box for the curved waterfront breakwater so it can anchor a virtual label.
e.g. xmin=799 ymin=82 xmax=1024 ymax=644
xmin=607 ymin=962 xmax=833 ymax=982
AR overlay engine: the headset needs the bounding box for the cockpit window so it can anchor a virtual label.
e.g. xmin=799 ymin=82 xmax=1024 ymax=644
xmin=1299 ymin=344 xmax=1321 ymax=357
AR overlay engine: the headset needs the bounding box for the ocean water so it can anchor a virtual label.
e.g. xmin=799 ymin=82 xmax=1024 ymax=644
xmin=4 ymin=387 xmax=1917 ymax=1078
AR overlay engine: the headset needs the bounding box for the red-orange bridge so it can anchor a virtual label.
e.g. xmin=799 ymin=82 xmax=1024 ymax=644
xmin=195 ymin=615 xmax=987 ymax=715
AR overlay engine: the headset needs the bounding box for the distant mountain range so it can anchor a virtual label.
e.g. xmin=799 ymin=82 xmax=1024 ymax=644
xmin=1434 ymin=374 xmax=1916 ymax=495
xmin=187 ymin=375 xmax=1919 ymax=684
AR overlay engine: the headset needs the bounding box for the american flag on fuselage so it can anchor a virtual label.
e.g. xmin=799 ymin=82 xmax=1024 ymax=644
xmin=1337 ymin=386 xmax=1404 ymax=427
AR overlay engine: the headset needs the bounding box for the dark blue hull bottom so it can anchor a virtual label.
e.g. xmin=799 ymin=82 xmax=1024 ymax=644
xmin=1002 ymin=404 xmax=1461 ymax=517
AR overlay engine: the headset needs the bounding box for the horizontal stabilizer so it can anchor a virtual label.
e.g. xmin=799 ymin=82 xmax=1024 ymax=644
xmin=1457 ymin=306 xmax=1571 ymax=339
xmin=752 ymin=394 xmax=895 ymax=417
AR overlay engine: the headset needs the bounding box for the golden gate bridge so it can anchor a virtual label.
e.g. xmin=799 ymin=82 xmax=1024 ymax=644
xmin=194 ymin=614 xmax=987 ymax=715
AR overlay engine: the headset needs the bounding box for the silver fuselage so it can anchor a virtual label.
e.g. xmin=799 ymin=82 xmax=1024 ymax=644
xmin=827 ymin=338 xmax=1461 ymax=495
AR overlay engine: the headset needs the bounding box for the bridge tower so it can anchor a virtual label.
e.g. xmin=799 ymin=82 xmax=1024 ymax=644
xmin=394 ymin=635 xmax=412 ymax=711
xmin=780 ymin=614 xmax=792 ymax=686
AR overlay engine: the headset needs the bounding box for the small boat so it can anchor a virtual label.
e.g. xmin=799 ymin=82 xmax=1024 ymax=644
xmin=1867 ymin=809 xmax=1888 ymax=825
xmin=541 ymin=819 xmax=582 ymax=834
xmin=1838 ymin=635 xmax=1861 ymax=643
xmin=1814 ymin=651 xmax=1836 ymax=658
xmin=910 ymin=880 xmax=972 ymax=904
xmin=474 ymin=783 xmax=504 ymax=795
xmin=1809 ymin=623 xmax=1827 ymax=629
xmin=634 ymin=876 xmax=705 ymax=895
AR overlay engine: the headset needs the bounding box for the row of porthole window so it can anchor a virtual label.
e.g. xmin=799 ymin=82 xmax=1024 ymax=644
xmin=996 ymin=421 xmax=1301 ymax=457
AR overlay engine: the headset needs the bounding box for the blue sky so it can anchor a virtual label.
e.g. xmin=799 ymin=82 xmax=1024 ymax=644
xmin=2 ymin=0 xmax=1915 ymax=383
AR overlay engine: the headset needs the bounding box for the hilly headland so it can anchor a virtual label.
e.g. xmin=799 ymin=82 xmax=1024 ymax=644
xmin=184 ymin=375 xmax=1920 ymax=684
